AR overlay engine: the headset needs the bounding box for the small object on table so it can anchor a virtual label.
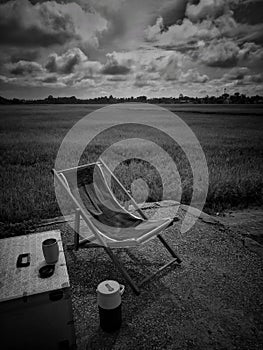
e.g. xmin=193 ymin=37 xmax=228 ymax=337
xmin=39 ymin=264 xmax=55 ymax=278
xmin=16 ymin=253 xmax=30 ymax=268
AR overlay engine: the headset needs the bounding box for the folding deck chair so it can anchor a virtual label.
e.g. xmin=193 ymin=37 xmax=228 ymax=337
xmin=53 ymin=158 xmax=181 ymax=295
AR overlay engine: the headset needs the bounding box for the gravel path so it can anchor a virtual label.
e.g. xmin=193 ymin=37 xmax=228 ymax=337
xmin=37 ymin=203 xmax=263 ymax=350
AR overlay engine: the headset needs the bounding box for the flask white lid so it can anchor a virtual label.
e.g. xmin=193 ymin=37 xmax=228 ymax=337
xmin=97 ymin=280 xmax=120 ymax=296
xmin=97 ymin=280 xmax=124 ymax=309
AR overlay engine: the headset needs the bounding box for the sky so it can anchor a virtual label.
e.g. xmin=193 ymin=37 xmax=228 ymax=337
xmin=0 ymin=0 xmax=262 ymax=99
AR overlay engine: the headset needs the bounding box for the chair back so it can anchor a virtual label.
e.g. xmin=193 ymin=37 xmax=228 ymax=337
xmin=62 ymin=163 xmax=143 ymax=228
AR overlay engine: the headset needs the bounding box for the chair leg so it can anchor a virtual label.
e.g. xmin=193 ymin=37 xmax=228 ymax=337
xmin=103 ymin=238 xmax=181 ymax=295
xmin=67 ymin=208 xmax=80 ymax=251
xmin=157 ymin=234 xmax=182 ymax=264
xmin=136 ymin=235 xmax=182 ymax=288
xmin=74 ymin=208 xmax=81 ymax=250
xmin=67 ymin=223 xmax=181 ymax=294
xmin=138 ymin=258 xmax=178 ymax=287
xmin=104 ymin=247 xmax=141 ymax=295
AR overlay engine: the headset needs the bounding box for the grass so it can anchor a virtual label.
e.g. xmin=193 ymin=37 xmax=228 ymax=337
xmin=0 ymin=104 xmax=263 ymax=235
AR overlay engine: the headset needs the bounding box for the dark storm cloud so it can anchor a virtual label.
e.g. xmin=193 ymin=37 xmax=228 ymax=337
xmin=205 ymin=55 xmax=238 ymax=68
xmin=0 ymin=0 xmax=79 ymax=48
xmin=9 ymin=60 xmax=43 ymax=76
xmin=101 ymin=64 xmax=130 ymax=75
xmin=247 ymin=74 xmax=263 ymax=83
xmin=0 ymin=22 xmax=77 ymax=47
xmin=201 ymin=39 xmax=240 ymax=68
xmin=221 ymin=66 xmax=263 ymax=86
xmin=222 ymin=66 xmax=249 ymax=81
xmin=45 ymin=48 xmax=86 ymax=74
xmin=10 ymin=50 xmax=39 ymax=63
xmin=101 ymin=53 xmax=131 ymax=75
xmin=185 ymin=0 xmax=228 ymax=22
xmin=155 ymin=40 xmax=200 ymax=53
xmin=159 ymin=0 xmax=188 ymax=27
xmin=134 ymin=72 xmax=154 ymax=87
xmin=98 ymin=12 xmax=127 ymax=50
xmin=233 ymin=0 xmax=263 ymax=25
xmin=41 ymin=76 xmax=58 ymax=83
xmin=238 ymin=27 xmax=263 ymax=46
xmin=146 ymin=0 xmax=263 ymax=66
xmin=46 ymin=55 xmax=79 ymax=74
xmin=107 ymin=75 xmax=127 ymax=81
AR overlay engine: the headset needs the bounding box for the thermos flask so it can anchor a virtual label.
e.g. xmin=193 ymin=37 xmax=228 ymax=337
xmin=97 ymin=280 xmax=125 ymax=332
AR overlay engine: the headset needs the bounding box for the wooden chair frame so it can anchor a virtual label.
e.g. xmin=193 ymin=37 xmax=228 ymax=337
xmin=53 ymin=158 xmax=181 ymax=295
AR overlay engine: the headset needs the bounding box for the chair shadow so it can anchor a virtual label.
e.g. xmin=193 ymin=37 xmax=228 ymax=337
xmin=65 ymin=244 xmax=180 ymax=294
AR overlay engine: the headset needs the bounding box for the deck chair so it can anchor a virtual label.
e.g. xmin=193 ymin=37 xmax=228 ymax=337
xmin=53 ymin=158 xmax=181 ymax=294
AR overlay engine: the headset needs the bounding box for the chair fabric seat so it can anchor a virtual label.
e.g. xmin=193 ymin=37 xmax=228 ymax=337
xmin=64 ymin=163 xmax=172 ymax=243
xmin=89 ymin=214 xmax=172 ymax=242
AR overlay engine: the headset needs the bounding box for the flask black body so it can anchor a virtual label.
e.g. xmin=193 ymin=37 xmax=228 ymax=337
xmin=98 ymin=304 xmax=122 ymax=332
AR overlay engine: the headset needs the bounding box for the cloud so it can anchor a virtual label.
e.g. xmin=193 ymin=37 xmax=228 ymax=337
xmin=1 ymin=46 xmax=104 ymax=89
xmin=236 ymin=22 xmax=263 ymax=45
xmin=145 ymin=16 xmax=225 ymax=48
xmin=199 ymin=37 xmax=263 ymax=69
xmin=101 ymin=64 xmax=130 ymax=75
xmin=101 ymin=52 xmax=131 ymax=75
xmin=42 ymin=47 xmax=102 ymax=85
xmin=201 ymin=39 xmax=240 ymax=67
xmin=0 ymin=74 xmax=17 ymax=84
xmin=0 ymin=0 xmax=78 ymax=47
xmin=179 ymin=68 xmax=209 ymax=83
xmin=218 ymin=66 xmax=263 ymax=87
xmin=160 ymin=53 xmax=183 ymax=81
xmin=159 ymin=0 xmax=188 ymax=27
xmin=144 ymin=2 xmax=263 ymax=51
xmin=89 ymin=0 xmax=126 ymax=12
xmin=241 ymin=73 xmax=263 ymax=84
xmin=148 ymin=50 xmax=208 ymax=83
xmin=41 ymin=75 xmax=58 ymax=83
xmin=186 ymin=0 xmax=229 ymax=22
xmin=45 ymin=48 xmax=87 ymax=74
xmin=92 ymin=0 xmax=173 ymax=52
xmin=134 ymin=72 xmax=157 ymax=88
xmin=222 ymin=66 xmax=249 ymax=81
xmin=233 ymin=0 xmax=263 ymax=25
xmin=0 ymin=0 xmax=107 ymax=48
xmin=107 ymin=75 xmax=127 ymax=82
xmin=8 ymin=60 xmax=43 ymax=76
xmin=62 ymin=1 xmax=107 ymax=48
xmin=144 ymin=17 xmax=165 ymax=42
xmin=10 ymin=50 xmax=39 ymax=63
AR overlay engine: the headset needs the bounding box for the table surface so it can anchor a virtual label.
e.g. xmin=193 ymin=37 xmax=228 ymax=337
xmin=0 ymin=230 xmax=70 ymax=302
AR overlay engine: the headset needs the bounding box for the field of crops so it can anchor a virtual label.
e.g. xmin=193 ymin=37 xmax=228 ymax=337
xmin=1 ymin=103 xmax=263 ymax=234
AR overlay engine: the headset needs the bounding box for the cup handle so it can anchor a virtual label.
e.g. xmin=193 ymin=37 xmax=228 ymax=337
xmin=119 ymin=284 xmax=125 ymax=295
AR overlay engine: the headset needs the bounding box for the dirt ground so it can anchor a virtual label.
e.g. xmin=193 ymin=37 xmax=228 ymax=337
xmin=37 ymin=203 xmax=263 ymax=350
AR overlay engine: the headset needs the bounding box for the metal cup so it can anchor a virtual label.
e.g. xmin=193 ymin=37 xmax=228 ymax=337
xmin=42 ymin=238 xmax=59 ymax=264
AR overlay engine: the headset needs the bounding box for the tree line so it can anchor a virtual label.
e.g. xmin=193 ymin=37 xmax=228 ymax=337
xmin=0 ymin=92 xmax=263 ymax=105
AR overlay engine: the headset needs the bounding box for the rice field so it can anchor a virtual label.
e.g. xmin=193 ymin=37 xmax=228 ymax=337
xmin=0 ymin=103 xmax=263 ymax=235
